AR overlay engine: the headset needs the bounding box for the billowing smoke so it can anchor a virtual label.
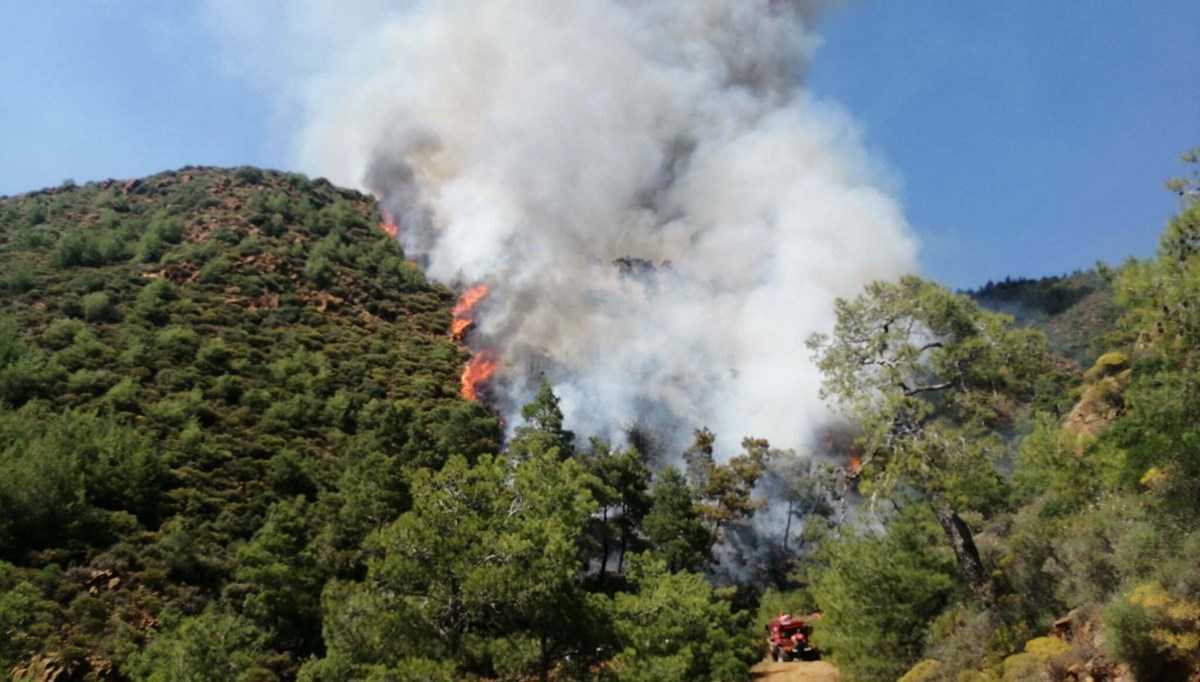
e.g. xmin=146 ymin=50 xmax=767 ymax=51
xmin=205 ymin=0 xmax=919 ymax=455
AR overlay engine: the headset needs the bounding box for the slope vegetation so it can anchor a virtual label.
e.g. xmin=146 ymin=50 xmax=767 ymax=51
xmin=0 ymin=167 xmax=500 ymax=678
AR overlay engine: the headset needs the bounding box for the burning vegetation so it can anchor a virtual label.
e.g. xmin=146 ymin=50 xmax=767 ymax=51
xmin=460 ymin=348 xmax=499 ymax=402
xmin=450 ymin=284 xmax=496 ymax=401
xmin=451 ymin=284 xmax=489 ymax=342
xmin=378 ymin=210 xmax=399 ymax=239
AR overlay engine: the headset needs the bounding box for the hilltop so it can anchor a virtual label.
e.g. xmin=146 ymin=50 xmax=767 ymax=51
xmin=0 ymin=167 xmax=502 ymax=678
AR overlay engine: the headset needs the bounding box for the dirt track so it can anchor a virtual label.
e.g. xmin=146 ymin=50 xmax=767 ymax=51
xmin=749 ymin=660 xmax=839 ymax=682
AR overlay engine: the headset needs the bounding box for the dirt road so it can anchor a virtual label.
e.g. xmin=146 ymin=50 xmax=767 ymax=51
xmin=749 ymin=660 xmax=839 ymax=682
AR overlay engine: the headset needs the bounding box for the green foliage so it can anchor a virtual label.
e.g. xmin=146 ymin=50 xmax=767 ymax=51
xmin=1011 ymin=416 xmax=1112 ymax=512
xmin=235 ymin=167 xmax=265 ymax=186
xmin=0 ymin=408 xmax=160 ymax=554
xmin=1103 ymin=530 xmax=1200 ymax=680
xmin=135 ymin=277 xmax=177 ymax=325
xmin=0 ymin=318 xmax=60 ymax=407
xmin=156 ymin=325 xmax=200 ymax=362
xmin=809 ymin=277 xmax=1048 ymax=499
xmin=896 ymin=659 xmax=943 ymax=682
xmin=999 ymin=636 xmax=1071 ymax=682
xmin=362 ymin=450 xmax=596 ymax=677
xmin=0 ymin=562 xmax=51 ymax=674
xmin=227 ymin=501 xmax=324 ymax=652
xmin=199 ymin=254 xmax=233 ymax=283
xmin=1 ymin=258 xmax=36 ymax=293
xmin=81 ymin=291 xmax=117 ymax=322
xmin=9 ymin=159 xmax=1196 ymax=682
xmin=812 ymin=504 xmax=958 ymax=682
xmin=579 ymin=440 xmax=652 ymax=581
xmin=509 ymin=379 xmax=576 ymax=460
xmin=809 ymin=276 xmax=1047 ymax=600
xmin=683 ymin=429 xmax=772 ymax=533
xmin=608 ymin=554 xmax=757 ymax=682
xmin=643 ymin=467 xmax=711 ymax=572
xmin=969 ymin=270 xmax=1119 ymax=366
xmin=125 ymin=608 xmax=276 ymax=682
xmin=50 ymin=229 xmax=106 ymax=268
xmin=0 ymin=168 xmax=496 ymax=676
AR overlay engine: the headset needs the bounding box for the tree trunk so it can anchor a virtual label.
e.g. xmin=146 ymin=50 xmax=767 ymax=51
xmin=598 ymin=506 xmax=610 ymax=581
xmin=783 ymin=499 xmax=794 ymax=552
xmin=539 ymin=630 xmax=551 ymax=682
xmin=930 ymin=496 xmax=992 ymax=604
xmin=617 ymin=503 xmax=629 ymax=574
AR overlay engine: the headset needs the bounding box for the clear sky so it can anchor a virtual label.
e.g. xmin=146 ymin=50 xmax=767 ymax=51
xmin=1 ymin=1 xmax=1197 ymax=289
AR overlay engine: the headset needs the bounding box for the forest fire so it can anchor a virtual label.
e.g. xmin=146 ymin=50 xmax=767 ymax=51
xmin=452 ymin=284 xmax=490 ymax=341
xmin=461 ymin=348 xmax=498 ymax=401
xmin=450 ymin=285 xmax=496 ymax=402
xmin=846 ymin=453 xmax=863 ymax=479
xmin=378 ymin=210 xmax=399 ymax=239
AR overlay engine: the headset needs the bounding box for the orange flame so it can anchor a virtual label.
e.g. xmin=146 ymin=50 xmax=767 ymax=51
xmin=451 ymin=284 xmax=490 ymax=341
xmin=461 ymin=348 xmax=498 ymax=401
xmin=846 ymin=453 xmax=863 ymax=479
xmin=379 ymin=210 xmax=399 ymax=239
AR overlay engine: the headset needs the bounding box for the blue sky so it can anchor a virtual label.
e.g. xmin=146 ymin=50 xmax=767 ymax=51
xmin=1 ymin=2 xmax=1197 ymax=288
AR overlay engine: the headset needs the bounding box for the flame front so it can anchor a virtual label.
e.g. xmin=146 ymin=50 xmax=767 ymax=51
xmin=847 ymin=453 xmax=863 ymax=478
xmin=451 ymin=284 xmax=490 ymax=341
xmin=379 ymin=210 xmax=399 ymax=239
xmin=461 ymin=348 xmax=498 ymax=401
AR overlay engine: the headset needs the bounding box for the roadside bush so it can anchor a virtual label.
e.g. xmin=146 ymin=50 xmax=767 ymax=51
xmin=813 ymin=504 xmax=958 ymax=682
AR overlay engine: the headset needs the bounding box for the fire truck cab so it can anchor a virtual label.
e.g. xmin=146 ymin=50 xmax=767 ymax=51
xmin=766 ymin=612 xmax=817 ymax=662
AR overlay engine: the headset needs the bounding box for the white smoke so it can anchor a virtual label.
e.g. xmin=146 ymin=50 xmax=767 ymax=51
xmin=205 ymin=0 xmax=919 ymax=455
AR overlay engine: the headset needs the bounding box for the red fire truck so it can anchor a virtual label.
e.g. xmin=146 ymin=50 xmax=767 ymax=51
xmin=766 ymin=612 xmax=818 ymax=662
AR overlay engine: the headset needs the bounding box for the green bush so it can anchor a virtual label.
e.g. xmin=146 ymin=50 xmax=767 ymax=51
xmin=41 ymin=318 xmax=85 ymax=350
xmin=1106 ymin=582 xmax=1200 ymax=680
xmin=813 ymin=504 xmax=958 ymax=682
xmin=897 ymin=660 xmax=944 ymax=682
xmin=135 ymin=278 xmax=176 ymax=325
xmin=199 ymin=255 xmax=232 ymax=283
xmin=49 ymin=230 xmax=104 ymax=268
xmin=0 ymin=565 xmax=48 ymax=673
xmin=0 ymin=409 xmax=161 ymax=554
xmin=1 ymin=260 xmax=35 ymax=293
xmin=125 ymin=608 xmax=276 ymax=681
xmin=156 ymin=326 xmax=199 ymax=362
xmin=0 ymin=321 xmax=59 ymax=407
xmin=235 ymin=167 xmax=265 ymax=185
xmin=104 ymin=376 xmax=140 ymax=413
xmin=81 ymin=291 xmax=116 ymax=322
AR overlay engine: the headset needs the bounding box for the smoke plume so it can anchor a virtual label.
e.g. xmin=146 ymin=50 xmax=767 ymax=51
xmin=206 ymin=0 xmax=919 ymax=454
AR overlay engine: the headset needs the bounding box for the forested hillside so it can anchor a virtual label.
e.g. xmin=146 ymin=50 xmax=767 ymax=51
xmin=2 ymin=153 xmax=1198 ymax=682
xmin=969 ymin=270 xmax=1120 ymax=366
xmin=798 ymin=152 xmax=1200 ymax=682
xmin=0 ymin=168 xmax=508 ymax=678
xmin=0 ymin=168 xmax=770 ymax=681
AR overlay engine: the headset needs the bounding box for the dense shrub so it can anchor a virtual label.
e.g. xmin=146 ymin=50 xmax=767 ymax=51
xmin=813 ymin=505 xmax=958 ymax=682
